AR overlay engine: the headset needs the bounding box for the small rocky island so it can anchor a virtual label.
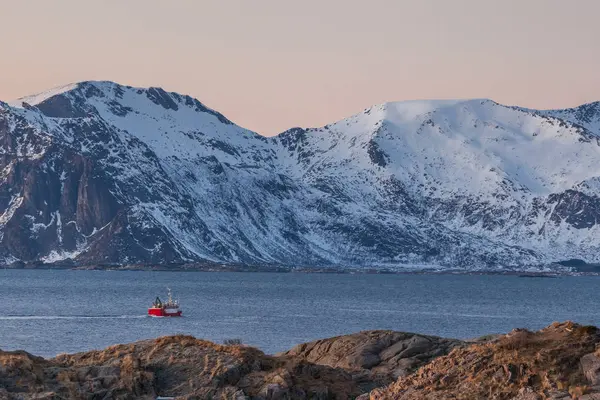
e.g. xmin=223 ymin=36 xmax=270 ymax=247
xmin=1 ymin=322 xmax=599 ymax=399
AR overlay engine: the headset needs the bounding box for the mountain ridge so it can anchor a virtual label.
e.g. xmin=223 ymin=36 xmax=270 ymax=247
xmin=12 ymin=81 xmax=598 ymax=139
xmin=1 ymin=80 xmax=600 ymax=270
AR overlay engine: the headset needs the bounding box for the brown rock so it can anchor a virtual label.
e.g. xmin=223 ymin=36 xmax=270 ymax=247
xmin=511 ymin=387 xmax=542 ymax=400
xmin=0 ymin=329 xmax=461 ymax=399
xmin=280 ymin=330 xmax=461 ymax=389
xmin=391 ymin=358 xmax=421 ymax=379
xmin=14 ymin=324 xmax=600 ymax=400
xmin=369 ymin=322 xmax=600 ymax=400
xmin=582 ymin=352 xmax=600 ymax=385
xmin=580 ymin=394 xmax=600 ymax=400
xmin=3 ymin=331 xmax=441 ymax=399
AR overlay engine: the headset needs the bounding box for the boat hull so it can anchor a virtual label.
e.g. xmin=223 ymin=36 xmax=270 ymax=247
xmin=148 ymin=307 xmax=182 ymax=317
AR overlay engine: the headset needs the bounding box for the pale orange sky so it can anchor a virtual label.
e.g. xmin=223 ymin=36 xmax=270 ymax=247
xmin=1 ymin=0 xmax=599 ymax=135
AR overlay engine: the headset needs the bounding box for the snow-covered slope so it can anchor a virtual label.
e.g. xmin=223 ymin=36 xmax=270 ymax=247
xmin=274 ymin=99 xmax=600 ymax=267
xmin=1 ymin=81 xmax=600 ymax=270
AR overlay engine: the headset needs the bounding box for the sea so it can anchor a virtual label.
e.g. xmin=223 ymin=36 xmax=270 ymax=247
xmin=1 ymin=269 xmax=599 ymax=358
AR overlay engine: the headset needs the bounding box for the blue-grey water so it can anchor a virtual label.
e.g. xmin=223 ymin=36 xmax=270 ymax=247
xmin=0 ymin=270 xmax=598 ymax=358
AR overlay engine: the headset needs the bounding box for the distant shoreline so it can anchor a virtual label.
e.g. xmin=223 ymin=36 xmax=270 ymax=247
xmin=1 ymin=262 xmax=596 ymax=276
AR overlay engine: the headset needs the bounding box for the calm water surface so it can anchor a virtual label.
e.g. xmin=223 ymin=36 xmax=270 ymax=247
xmin=0 ymin=270 xmax=598 ymax=358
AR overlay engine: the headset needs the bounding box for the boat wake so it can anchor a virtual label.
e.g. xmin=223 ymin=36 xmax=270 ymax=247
xmin=0 ymin=314 xmax=148 ymax=320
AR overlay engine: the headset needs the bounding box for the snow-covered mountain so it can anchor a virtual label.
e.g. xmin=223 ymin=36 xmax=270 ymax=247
xmin=1 ymin=81 xmax=600 ymax=270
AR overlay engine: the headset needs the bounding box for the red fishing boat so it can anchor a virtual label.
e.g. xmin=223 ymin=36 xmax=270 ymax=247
xmin=148 ymin=288 xmax=182 ymax=317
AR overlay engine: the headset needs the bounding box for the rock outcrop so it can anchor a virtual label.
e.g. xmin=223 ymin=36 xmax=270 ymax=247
xmin=0 ymin=331 xmax=460 ymax=400
xmin=4 ymin=323 xmax=600 ymax=399
xmin=369 ymin=322 xmax=600 ymax=400
xmin=0 ymin=335 xmax=358 ymax=399
xmin=280 ymin=330 xmax=461 ymax=392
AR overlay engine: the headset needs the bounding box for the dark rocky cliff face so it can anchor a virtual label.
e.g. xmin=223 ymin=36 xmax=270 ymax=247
xmin=0 ymin=100 xmax=195 ymax=265
xmin=0 ymin=145 xmax=123 ymax=262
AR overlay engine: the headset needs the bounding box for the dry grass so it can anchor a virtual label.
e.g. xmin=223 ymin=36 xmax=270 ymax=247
xmin=496 ymin=328 xmax=535 ymax=351
xmin=372 ymin=321 xmax=600 ymax=400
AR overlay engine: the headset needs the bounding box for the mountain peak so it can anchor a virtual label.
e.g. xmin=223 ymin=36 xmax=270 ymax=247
xmin=11 ymin=81 xmax=150 ymax=107
xmin=381 ymin=98 xmax=495 ymax=109
xmin=10 ymin=82 xmax=82 ymax=108
xmin=380 ymin=98 xmax=498 ymax=119
xmin=332 ymin=99 xmax=500 ymax=131
xmin=8 ymin=80 xmax=235 ymax=126
xmin=318 ymin=98 xmax=500 ymax=139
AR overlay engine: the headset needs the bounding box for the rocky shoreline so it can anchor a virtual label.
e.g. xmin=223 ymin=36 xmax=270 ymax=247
xmin=3 ymin=322 xmax=600 ymax=399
